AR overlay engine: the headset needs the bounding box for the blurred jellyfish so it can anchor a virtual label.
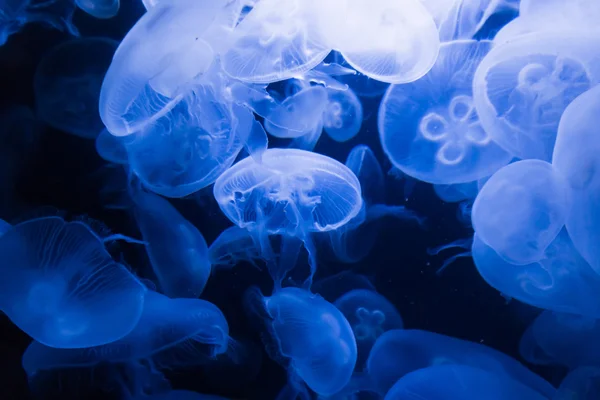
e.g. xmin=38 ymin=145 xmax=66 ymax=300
xmin=553 ymin=85 xmax=600 ymax=276
xmin=472 ymin=31 xmax=600 ymax=161
xmin=519 ymin=311 xmax=600 ymax=368
xmin=322 ymin=86 xmax=363 ymax=143
xmin=472 ymin=160 xmax=571 ymax=265
xmin=132 ymin=189 xmax=211 ymax=298
xmin=95 ymin=129 xmax=131 ymax=165
xmin=245 ymin=286 xmax=357 ymax=396
xmin=379 ymin=40 xmax=512 ymax=184
xmin=213 ymin=148 xmax=362 ymax=288
xmin=555 ymin=367 xmax=600 ymax=400
xmin=365 ymin=329 xmax=555 ymax=397
xmin=75 ymin=0 xmax=119 ymax=19
xmin=384 ymin=364 xmax=549 ymax=400
xmin=208 ymin=226 xmax=262 ymax=270
xmin=433 ymin=181 xmax=479 ymax=203
xmin=0 ymin=216 xmax=146 ymax=348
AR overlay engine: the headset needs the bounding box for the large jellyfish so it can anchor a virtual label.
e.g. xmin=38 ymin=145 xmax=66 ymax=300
xmin=213 ymin=148 xmax=362 ymax=287
xmin=472 ymin=31 xmax=600 ymax=161
xmin=379 ymin=40 xmax=511 ymax=184
xmin=0 ymin=217 xmax=146 ymax=348
xmin=34 ymin=37 xmax=118 ymax=139
xmin=245 ymin=286 xmax=357 ymax=396
xmin=552 ymin=85 xmax=600 ymax=276
xmin=472 ymin=160 xmax=571 ymax=265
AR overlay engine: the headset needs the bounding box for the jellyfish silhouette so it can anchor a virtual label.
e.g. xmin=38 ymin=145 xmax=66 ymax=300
xmin=0 ymin=216 xmax=146 ymax=348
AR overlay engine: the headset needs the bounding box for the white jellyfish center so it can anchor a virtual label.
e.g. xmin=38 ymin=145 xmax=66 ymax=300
xmin=323 ymin=101 xmax=344 ymax=129
xmin=353 ymin=306 xmax=385 ymax=341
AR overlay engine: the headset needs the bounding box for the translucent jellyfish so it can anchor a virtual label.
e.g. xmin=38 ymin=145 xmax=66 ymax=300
xmin=334 ymin=289 xmax=403 ymax=367
xmin=319 ymin=0 xmax=440 ymax=84
xmin=132 ymin=189 xmax=211 ymax=298
xmin=553 ymin=85 xmax=600 ymax=275
xmin=472 ymin=160 xmax=571 ymax=265
xmin=213 ymin=148 xmax=362 ymax=287
xmin=379 ymin=40 xmax=512 ymax=184
xmin=519 ymin=311 xmax=600 ymax=368
xmin=365 ymin=329 xmax=555 ymax=397
xmin=384 ymin=364 xmax=550 ymax=400
xmin=555 ymin=367 xmax=600 ymax=400
xmin=22 ymin=290 xmax=230 ymax=375
xmin=0 ymin=216 xmax=146 ymax=348
xmin=208 ymin=226 xmax=262 ymax=270
xmin=329 ymin=52 xmax=390 ymax=98
xmin=472 ymin=230 xmax=600 ymax=317
xmin=245 ymin=287 xmax=357 ymax=396
xmin=322 ymin=86 xmax=363 ymax=142
xmin=75 ymin=0 xmax=119 ymax=19
xmin=34 ymin=37 xmax=118 ymax=139
xmin=95 ymin=129 xmax=131 ymax=165
xmin=220 ymin=0 xmax=331 ymax=83
xmin=472 ymin=31 xmax=600 ymax=161
xmin=433 ymin=181 xmax=479 ymax=203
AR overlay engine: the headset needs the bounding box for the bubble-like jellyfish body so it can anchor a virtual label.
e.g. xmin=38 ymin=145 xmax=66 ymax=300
xmin=555 ymin=367 xmax=600 ymax=400
xmin=99 ymin=0 xmax=235 ymax=137
xmin=319 ymin=0 xmax=440 ymax=84
xmin=472 ymin=160 xmax=571 ymax=265
xmin=125 ymin=81 xmax=251 ymax=198
xmin=518 ymin=311 xmax=600 ymax=369
xmin=245 ymin=287 xmax=357 ymax=396
xmin=22 ymin=290 xmax=230 ymax=376
xmin=322 ymin=86 xmax=363 ymax=142
xmin=132 ymin=189 xmax=211 ymax=298
xmin=365 ymin=329 xmax=555 ymax=397
xmin=384 ymin=364 xmax=549 ymax=400
xmin=0 ymin=216 xmax=146 ymax=348
xmin=34 ymin=38 xmax=117 ymax=139
xmin=335 ymin=289 xmax=403 ymax=366
xmin=221 ymin=0 xmax=331 ymax=84
xmin=213 ymin=148 xmax=362 ymax=286
xmin=379 ymin=40 xmax=511 ymax=184
xmin=553 ymin=85 xmax=600 ymax=276
xmin=95 ymin=129 xmax=131 ymax=164
xmin=433 ymin=181 xmax=479 ymax=203
xmin=472 ymin=31 xmax=600 ymax=161
xmin=75 ymin=0 xmax=119 ymax=19
xmin=471 ymin=230 xmax=600 ymax=317
xmin=208 ymin=226 xmax=262 ymax=269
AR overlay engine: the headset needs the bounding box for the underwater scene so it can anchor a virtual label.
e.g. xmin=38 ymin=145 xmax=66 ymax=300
xmin=1 ymin=0 xmax=599 ymax=399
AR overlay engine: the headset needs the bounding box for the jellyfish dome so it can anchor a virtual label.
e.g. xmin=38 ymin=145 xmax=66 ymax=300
xmin=245 ymin=287 xmax=357 ymax=396
xmin=0 ymin=217 xmax=146 ymax=348
xmin=323 ymin=86 xmax=363 ymax=143
xmin=75 ymin=0 xmax=120 ymax=19
xmin=379 ymin=40 xmax=512 ymax=185
xmin=472 ymin=159 xmax=571 ymax=265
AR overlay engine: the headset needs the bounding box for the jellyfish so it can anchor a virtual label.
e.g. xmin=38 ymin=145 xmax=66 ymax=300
xmin=318 ymin=0 xmax=440 ymax=84
xmin=555 ymin=367 xmax=600 ymax=400
xmin=553 ymin=85 xmax=600 ymax=276
xmin=472 ymin=31 xmax=600 ymax=161
xmin=95 ymin=128 xmax=131 ymax=165
xmin=379 ymin=39 xmax=512 ymax=184
xmin=131 ymin=189 xmax=211 ymax=299
xmin=34 ymin=37 xmax=117 ymax=139
xmin=433 ymin=181 xmax=479 ymax=203
xmin=365 ymin=329 xmax=555 ymax=397
xmin=321 ymin=85 xmax=363 ymax=143
xmin=312 ymin=271 xmax=377 ymax=304
xmin=244 ymin=286 xmax=357 ymax=396
xmin=472 ymin=160 xmax=571 ymax=265
xmin=213 ymin=148 xmax=362 ymax=288
xmin=208 ymin=226 xmax=263 ymax=270
xmin=75 ymin=0 xmax=119 ymax=19
xmin=327 ymin=52 xmax=390 ymax=98
xmin=334 ymin=289 xmax=403 ymax=368
xmin=518 ymin=310 xmax=600 ymax=368
xmin=384 ymin=364 xmax=550 ymax=400
xmin=472 ymin=230 xmax=600 ymax=317
xmin=0 ymin=216 xmax=146 ymax=348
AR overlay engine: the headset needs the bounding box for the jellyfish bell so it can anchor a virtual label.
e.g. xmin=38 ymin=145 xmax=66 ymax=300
xmin=323 ymin=85 xmax=363 ymax=143
xmin=75 ymin=0 xmax=120 ymax=19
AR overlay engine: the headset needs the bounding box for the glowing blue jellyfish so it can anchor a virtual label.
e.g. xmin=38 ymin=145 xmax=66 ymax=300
xmin=519 ymin=311 xmax=600 ymax=368
xmin=555 ymin=367 xmax=600 ymax=400
xmin=34 ymin=37 xmax=117 ymax=139
xmin=132 ymin=189 xmax=211 ymax=298
xmin=0 ymin=216 xmax=146 ymax=348
xmin=472 ymin=230 xmax=600 ymax=317
xmin=379 ymin=40 xmax=511 ymax=184
xmin=213 ymin=148 xmax=362 ymax=287
xmin=365 ymin=329 xmax=555 ymax=397
xmin=472 ymin=31 xmax=600 ymax=161
xmin=245 ymin=287 xmax=357 ymax=396
xmin=75 ymin=0 xmax=119 ymax=19
xmin=553 ymin=85 xmax=600 ymax=276
xmin=329 ymin=52 xmax=389 ymax=98
xmin=95 ymin=129 xmax=131 ymax=165
xmin=208 ymin=226 xmax=262 ymax=270
xmin=472 ymin=160 xmax=571 ymax=265
xmin=319 ymin=0 xmax=440 ymax=84
xmin=384 ymin=364 xmax=550 ymax=400
xmin=322 ymin=86 xmax=363 ymax=142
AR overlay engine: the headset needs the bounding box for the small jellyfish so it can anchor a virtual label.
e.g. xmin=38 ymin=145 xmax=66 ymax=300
xmin=34 ymin=37 xmax=118 ymax=139
xmin=472 ymin=159 xmax=571 ymax=265
xmin=75 ymin=0 xmax=119 ymax=19
xmin=555 ymin=367 xmax=600 ymax=400
xmin=322 ymin=86 xmax=363 ymax=142
xmin=472 ymin=31 xmax=600 ymax=161
xmin=245 ymin=287 xmax=357 ymax=396
xmin=0 ymin=216 xmax=146 ymax=348
xmin=379 ymin=39 xmax=512 ymax=184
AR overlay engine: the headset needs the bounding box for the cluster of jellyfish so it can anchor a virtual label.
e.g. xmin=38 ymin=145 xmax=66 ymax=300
xmin=2 ymin=0 xmax=600 ymax=398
